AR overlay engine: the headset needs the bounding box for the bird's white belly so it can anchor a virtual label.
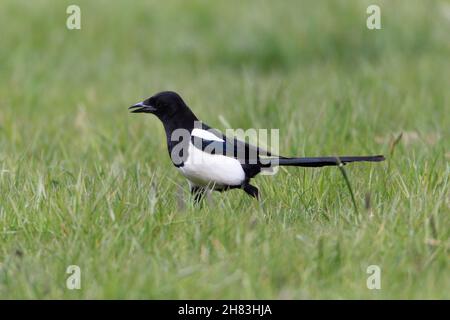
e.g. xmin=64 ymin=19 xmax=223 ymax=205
xmin=178 ymin=143 xmax=245 ymax=188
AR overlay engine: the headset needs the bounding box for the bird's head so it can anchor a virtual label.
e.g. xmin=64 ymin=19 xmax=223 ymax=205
xmin=129 ymin=91 xmax=188 ymax=119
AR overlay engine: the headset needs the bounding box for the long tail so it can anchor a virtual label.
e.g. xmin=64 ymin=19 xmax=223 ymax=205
xmin=276 ymin=155 xmax=385 ymax=167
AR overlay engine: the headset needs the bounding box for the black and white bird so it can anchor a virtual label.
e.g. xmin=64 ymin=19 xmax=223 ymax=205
xmin=129 ymin=91 xmax=384 ymax=202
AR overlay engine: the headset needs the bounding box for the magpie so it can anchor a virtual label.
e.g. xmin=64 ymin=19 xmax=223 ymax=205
xmin=129 ymin=91 xmax=384 ymax=202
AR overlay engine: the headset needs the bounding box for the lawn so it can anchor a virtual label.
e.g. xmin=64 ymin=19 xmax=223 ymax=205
xmin=0 ymin=0 xmax=448 ymax=299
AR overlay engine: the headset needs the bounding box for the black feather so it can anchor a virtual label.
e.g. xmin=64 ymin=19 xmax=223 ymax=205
xmin=277 ymin=155 xmax=385 ymax=167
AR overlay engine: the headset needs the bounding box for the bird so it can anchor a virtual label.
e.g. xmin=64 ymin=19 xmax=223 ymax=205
xmin=129 ymin=91 xmax=385 ymax=203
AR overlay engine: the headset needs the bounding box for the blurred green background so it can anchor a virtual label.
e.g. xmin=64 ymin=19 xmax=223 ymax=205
xmin=0 ymin=0 xmax=448 ymax=299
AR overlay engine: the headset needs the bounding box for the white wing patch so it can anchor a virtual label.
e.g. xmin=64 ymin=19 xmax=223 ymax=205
xmin=178 ymin=141 xmax=245 ymax=189
xmin=191 ymin=128 xmax=224 ymax=142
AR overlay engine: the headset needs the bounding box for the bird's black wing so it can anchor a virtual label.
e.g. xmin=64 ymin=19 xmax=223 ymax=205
xmin=190 ymin=123 xmax=279 ymax=167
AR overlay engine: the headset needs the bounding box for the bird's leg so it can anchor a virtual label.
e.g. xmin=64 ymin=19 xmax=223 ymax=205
xmin=191 ymin=186 xmax=206 ymax=205
xmin=243 ymin=183 xmax=259 ymax=200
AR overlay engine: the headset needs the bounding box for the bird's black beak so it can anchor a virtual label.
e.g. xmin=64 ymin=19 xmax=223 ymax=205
xmin=129 ymin=102 xmax=156 ymax=113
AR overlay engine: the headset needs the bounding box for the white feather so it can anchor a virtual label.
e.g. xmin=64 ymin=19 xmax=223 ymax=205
xmin=191 ymin=128 xmax=224 ymax=142
xmin=178 ymin=142 xmax=245 ymax=189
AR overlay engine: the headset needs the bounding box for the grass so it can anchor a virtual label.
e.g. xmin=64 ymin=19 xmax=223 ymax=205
xmin=0 ymin=0 xmax=449 ymax=299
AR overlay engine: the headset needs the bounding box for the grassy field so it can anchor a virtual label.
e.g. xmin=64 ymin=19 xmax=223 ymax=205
xmin=0 ymin=0 xmax=449 ymax=299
